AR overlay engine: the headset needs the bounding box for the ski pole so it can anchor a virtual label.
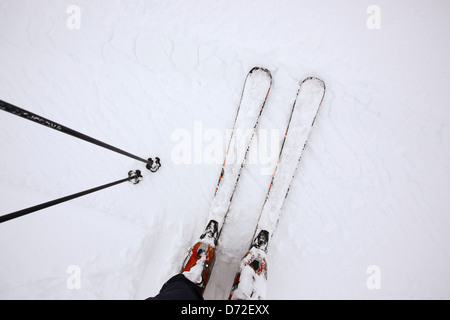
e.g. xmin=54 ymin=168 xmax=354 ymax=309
xmin=0 ymin=99 xmax=161 ymax=171
xmin=0 ymin=170 xmax=143 ymax=224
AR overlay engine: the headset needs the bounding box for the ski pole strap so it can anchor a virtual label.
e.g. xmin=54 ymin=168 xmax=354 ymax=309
xmin=0 ymin=170 xmax=143 ymax=224
xmin=0 ymin=99 xmax=159 ymax=170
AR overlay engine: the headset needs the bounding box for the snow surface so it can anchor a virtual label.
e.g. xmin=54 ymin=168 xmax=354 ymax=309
xmin=1 ymin=0 xmax=450 ymax=300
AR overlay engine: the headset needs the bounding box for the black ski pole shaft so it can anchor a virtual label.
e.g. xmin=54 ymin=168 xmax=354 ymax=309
xmin=0 ymin=171 xmax=142 ymax=224
xmin=0 ymin=99 xmax=151 ymax=165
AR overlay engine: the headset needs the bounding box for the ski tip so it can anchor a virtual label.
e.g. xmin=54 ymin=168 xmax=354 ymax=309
xmin=249 ymin=66 xmax=272 ymax=79
xmin=300 ymin=77 xmax=326 ymax=90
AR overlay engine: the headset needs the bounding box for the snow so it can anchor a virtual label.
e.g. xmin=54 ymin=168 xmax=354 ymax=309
xmin=0 ymin=0 xmax=450 ymax=300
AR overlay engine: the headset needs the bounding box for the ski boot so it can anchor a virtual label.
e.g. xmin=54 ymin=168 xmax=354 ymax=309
xmin=229 ymin=230 xmax=269 ymax=300
xmin=181 ymin=220 xmax=218 ymax=294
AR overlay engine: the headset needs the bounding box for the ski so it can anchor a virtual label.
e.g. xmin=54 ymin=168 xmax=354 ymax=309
xmin=180 ymin=67 xmax=272 ymax=293
xmin=229 ymin=77 xmax=326 ymax=300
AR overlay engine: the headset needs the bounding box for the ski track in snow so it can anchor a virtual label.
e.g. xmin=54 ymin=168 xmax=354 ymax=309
xmin=0 ymin=0 xmax=450 ymax=299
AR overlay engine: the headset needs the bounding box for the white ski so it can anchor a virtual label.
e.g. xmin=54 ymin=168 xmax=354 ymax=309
xmin=208 ymin=67 xmax=273 ymax=239
xmin=181 ymin=67 xmax=272 ymax=291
